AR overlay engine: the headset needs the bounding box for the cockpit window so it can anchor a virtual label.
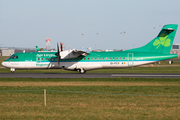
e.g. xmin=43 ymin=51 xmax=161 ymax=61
xmin=10 ymin=55 xmax=18 ymax=59
xmin=10 ymin=55 xmax=15 ymax=59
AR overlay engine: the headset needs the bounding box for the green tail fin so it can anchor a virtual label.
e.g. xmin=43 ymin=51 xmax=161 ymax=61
xmin=36 ymin=46 xmax=40 ymax=51
xmin=126 ymin=24 xmax=178 ymax=54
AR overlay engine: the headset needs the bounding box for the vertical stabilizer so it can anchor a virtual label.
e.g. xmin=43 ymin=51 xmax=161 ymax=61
xmin=126 ymin=24 xmax=178 ymax=54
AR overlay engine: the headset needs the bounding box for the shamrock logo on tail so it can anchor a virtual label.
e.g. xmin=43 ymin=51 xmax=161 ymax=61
xmin=153 ymin=34 xmax=171 ymax=49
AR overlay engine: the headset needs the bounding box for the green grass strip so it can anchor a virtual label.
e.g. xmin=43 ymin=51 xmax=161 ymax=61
xmin=1 ymin=77 xmax=180 ymax=82
xmin=0 ymin=89 xmax=44 ymax=92
xmin=1 ymin=89 xmax=180 ymax=98
xmin=47 ymin=89 xmax=180 ymax=98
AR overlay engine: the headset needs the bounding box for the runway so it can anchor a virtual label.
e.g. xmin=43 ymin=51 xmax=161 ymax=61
xmin=0 ymin=73 xmax=180 ymax=78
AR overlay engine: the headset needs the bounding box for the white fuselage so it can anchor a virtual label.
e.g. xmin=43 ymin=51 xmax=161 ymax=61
xmin=2 ymin=60 xmax=153 ymax=71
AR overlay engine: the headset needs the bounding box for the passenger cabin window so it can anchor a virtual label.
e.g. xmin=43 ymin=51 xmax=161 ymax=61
xmin=109 ymin=57 xmax=111 ymax=60
xmin=116 ymin=57 xmax=118 ymax=60
xmin=98 ymin=57 xmax=101 ymax=60
xmin=113 ymin=57 xmax=115 ymax=60
xmin=38 ymin=58 xmax=40 ymax=61
xmin=106 ymin=57 xmax=108 ymax=60
xmin=91 ymin=57 xmax=93 ymax=60
xmin=48 ymin=58 xmax=50 ymax=61
xmin=102 ymin=57 xmax=104 ymax=60
xmin=120 ymin=57 xmax=122 ymax=60
xmin=84 ymin=58 xmax=86 ymax=60
xmin=123 ymin=57 xmax=125 ymax=60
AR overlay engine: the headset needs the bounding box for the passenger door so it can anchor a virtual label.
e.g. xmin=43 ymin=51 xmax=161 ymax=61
xmin=128 ymin=53 xmax=134 ymax=66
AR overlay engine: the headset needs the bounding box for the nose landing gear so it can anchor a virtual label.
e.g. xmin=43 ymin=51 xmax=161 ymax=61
xmin=10 ymin=68 xmax=15 ymax=73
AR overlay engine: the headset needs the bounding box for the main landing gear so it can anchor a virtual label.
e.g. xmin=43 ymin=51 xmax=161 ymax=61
xmin=10 ymin=68 xmax=15 ymax=73
xmin=78 ymin=68 xmax=86 ymax=74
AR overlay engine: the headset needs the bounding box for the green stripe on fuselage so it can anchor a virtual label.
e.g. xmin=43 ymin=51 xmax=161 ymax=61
xmin=5 ymin=51 xmax=178 ymax=63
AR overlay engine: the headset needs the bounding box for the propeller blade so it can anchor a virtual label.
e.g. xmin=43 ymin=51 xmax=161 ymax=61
xmin=55 ymin=43 xmax=59 ymax=56
xmin=55 ymin=43 xmax=60 ymax=65
xmin=60 ymin=42 xmax=63 ymax=51
xmin=58 ymin=55 xmax=60 ymax=65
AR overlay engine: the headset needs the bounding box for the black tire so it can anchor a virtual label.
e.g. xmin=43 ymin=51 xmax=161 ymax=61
xmin=79 ymin=69 xmax=86 ymax=74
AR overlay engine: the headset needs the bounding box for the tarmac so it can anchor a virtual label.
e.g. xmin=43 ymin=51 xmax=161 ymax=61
xmin=1 ymin=73 xmax=180 ymax=78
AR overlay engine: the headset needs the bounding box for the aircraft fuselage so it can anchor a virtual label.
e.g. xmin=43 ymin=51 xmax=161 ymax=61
xmin=2 ymin=51 xmax=177 ymax=73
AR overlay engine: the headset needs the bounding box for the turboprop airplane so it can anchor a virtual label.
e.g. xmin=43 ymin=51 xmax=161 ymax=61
xmin=1 ymin=24 xmax=178 ymax=73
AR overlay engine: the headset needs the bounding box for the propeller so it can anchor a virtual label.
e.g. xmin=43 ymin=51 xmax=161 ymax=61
xmin=55 ymin=43 xmax=61 ymax=65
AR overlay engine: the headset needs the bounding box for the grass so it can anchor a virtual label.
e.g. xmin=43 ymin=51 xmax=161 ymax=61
xmin=0 ymin=59 xmax=5 ymax=67
xmin=0 ymin=56 xmax=180 ymax=119
xmin=0 ymin=78 xmax=180 ymax=120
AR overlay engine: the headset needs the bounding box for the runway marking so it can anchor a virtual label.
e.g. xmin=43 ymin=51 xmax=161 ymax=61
xmin=111 ymin=74 xmax=180 ymax=77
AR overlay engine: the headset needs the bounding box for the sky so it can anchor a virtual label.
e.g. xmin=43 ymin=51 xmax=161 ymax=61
xmin=0 ymin=0 xmax=180 ymax=50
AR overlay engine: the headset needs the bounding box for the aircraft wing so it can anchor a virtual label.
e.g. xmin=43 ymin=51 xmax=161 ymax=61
xmin=72 ymin=50 xmax=90 ymax=56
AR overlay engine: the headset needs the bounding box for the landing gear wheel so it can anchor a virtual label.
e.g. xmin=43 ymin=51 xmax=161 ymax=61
xmin=10 ymin=68 xmax=15 ymax=73
xmin=79 ymin=68 xmax=86 ymax=74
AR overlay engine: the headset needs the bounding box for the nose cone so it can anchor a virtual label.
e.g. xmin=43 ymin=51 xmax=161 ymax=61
xmin=1 ymin=62 xmax=6 ymax=67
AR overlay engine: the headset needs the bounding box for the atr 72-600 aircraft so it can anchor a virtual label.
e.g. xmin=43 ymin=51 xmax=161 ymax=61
xmin=1 ymin=24 xmax=179 ymax=73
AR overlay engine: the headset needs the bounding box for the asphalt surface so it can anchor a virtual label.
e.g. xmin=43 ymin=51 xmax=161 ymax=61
xmin=0 ymin=73 xmax=180 ymax=78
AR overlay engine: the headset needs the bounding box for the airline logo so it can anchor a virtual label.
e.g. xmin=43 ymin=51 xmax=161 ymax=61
xmin=153 ymin=34 xmax=171 ymax=49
